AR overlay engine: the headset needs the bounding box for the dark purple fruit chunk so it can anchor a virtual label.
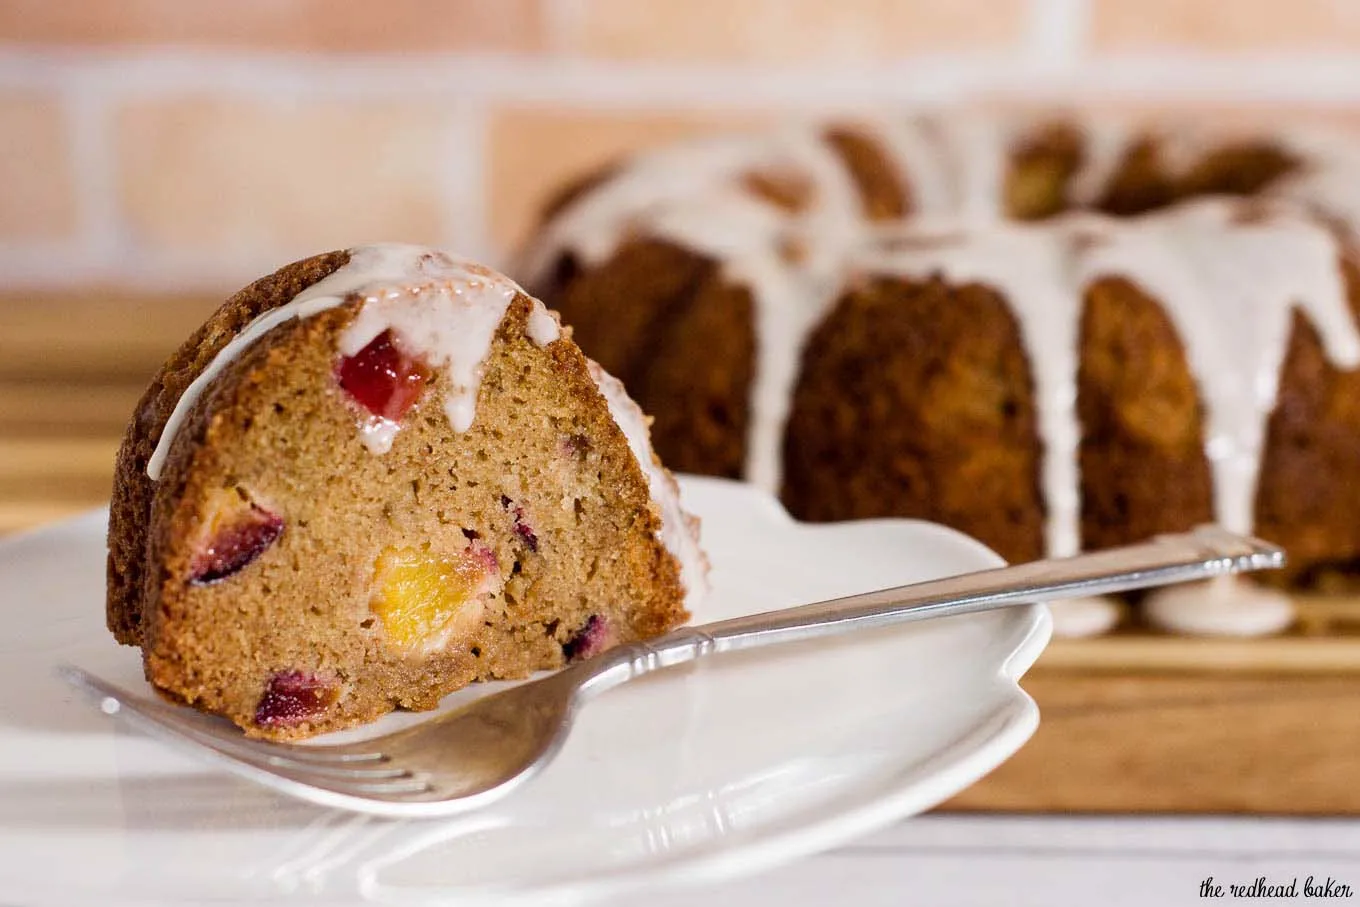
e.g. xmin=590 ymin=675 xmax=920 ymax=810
xmin=559 ymin=433 xmax=591 ymax=458
xmin=514 ymin=520 xmax=539 ymax=553
xmin=188 ymin=501 xmax=284 ymax=585
xmin=502 ymin=496 xmax=539 ymax=553
xmin=564 ymin=614 xmax=615 ymax=662
xmin=255 ymin=671 xmax=340 ymax=728
xmin=511 ymin=508 xmax=538 ymax=553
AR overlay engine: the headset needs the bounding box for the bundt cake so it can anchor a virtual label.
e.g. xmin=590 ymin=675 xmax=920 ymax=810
xmin=107 ymin=244 xmax=706 ymax=739
xmin=517 ymin=114 xmax=1360 ymax=638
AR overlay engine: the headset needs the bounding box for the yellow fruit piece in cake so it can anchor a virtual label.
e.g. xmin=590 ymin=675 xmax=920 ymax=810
xmin=371 ymin=544 xmax=497 ymax=653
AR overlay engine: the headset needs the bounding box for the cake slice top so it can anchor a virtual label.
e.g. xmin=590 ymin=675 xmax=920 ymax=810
xmin=148 ymin=246 xmax=551 ymax=476
xmin=142 ymin=243 xmax=707 ymax=609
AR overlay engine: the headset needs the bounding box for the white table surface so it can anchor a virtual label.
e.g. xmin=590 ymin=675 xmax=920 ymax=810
xmin=7 ymin=813 xmax=1353 ymax=906
xmin=650 ymin=815 xmax=1360 ymax=906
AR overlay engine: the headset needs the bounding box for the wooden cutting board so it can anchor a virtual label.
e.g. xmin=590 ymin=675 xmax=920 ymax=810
xmin=946 ymin=617 xmax=1360 ymax=814
xmin=5 ymin=291 xmax=1359 ymax=814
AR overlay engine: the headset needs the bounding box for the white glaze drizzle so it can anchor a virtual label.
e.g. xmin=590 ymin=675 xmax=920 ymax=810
xmin=730 ymin=250 xmax=828 ymax=493
xmin=938 ymin=113 xmax=1011 ymax=224
xmin=521 ymin=126 xmax=866 ymax=495
xmin=587 ymin=360 xmax=710 ymax=608
xmin=526 ymin=305 xmax=563 ymax=346
xmin=520 ymin=115 xmax=1360 ymax=580
xmin=871 ymin=116 xmax=956 ymax=217
xmin=520 ymin=132 xmax=793 ymax=281
xmin=1273 ymin=128 xmax=1360 ymax=242
xmin=1066 ymin=118 xmax=1138 ymax=207
xmin=743 ymin=130 xmax=864 ymax=492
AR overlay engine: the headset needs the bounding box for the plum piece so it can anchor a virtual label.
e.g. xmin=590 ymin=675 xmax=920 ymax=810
xmin=468 ymin=542 xmax=499 ymax=574
xmin=564 ymin=614 xmax=616 ymax=662
xmin=337 ymin=329 xmax=431 ymax=422
xmin=255 ymin=671 xmax=340 ymax=728
xmin=501 ymin=495 xmax=539 ymax=553
xmin=514 ymin=519 xmax=538 ymax=553
xmin=187 ymin=500 xmax=284 ymax=585
xmin=559 ymin=433 xmax=592 ymax=459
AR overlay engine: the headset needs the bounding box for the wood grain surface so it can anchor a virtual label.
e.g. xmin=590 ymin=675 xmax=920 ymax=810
xmin=4 ymin=291 xmax=1358 ymax=813
xmin=947 ymin=673 xmax=1360 ymax=814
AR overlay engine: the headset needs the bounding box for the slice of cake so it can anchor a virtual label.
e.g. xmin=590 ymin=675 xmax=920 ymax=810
xmin=107 ymin=245 xmax=706 ymax=740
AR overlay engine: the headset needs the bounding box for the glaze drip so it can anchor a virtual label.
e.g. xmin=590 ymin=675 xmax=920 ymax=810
xmin=1144 ymin=575 xmax=1295 ymax=636
xmin=587 ymin=361 xmax=710 ymax=606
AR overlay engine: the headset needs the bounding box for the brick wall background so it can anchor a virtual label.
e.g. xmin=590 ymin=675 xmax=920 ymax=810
xmin=4 ymin=0 xmax=1360 ymax=292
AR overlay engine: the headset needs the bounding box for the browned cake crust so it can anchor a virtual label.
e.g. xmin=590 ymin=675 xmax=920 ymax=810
xmin=1255 ymin=262 xmax=1360 ymax=588
xmin=546 ymin=239 xmax=755 ymax=478
xmin=637 ymin=274 xmax=757 ymax=480
xmin=1006 ymin=129 xmax=1298 ymax=220
xmin=1076 ymin=277 xmax=1215 ymax=551
xmin=1090 ymin=138 xmax=1177 ymax=217
xmin=1005 ymin=122 xmax=1085 ymax=221
xmin=108 ymin=251 xmax=351 ymax=646
xmin=780 ymin=276 xmax=1045 ymax=564
xmin=823 ymin=127 xmax=910 ymax=220
xmin=108 ymin=254 xmax=691 ymax=738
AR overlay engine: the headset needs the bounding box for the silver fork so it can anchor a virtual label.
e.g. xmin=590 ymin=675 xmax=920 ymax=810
xmin=63 ymin=525 xmax=1282 ymax=818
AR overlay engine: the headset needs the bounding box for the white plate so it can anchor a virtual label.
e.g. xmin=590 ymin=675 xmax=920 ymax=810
xmin=0 ymin=476 xmax=1049 ymax=906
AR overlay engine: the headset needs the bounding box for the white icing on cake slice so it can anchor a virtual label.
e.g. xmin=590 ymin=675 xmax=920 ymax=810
xmin=147 ymin=244 xmax=547 ymax=478
xmin=587 ymin=360 xmax=710 ymax=608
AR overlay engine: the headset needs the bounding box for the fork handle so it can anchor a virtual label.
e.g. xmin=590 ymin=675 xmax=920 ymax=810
xmin=582 ymin=525 xmax=1283 ymax=687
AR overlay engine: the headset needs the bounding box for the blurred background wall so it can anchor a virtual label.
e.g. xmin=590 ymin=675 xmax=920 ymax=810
xmin=1 ymin=0 xmax=1359 ymax=293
